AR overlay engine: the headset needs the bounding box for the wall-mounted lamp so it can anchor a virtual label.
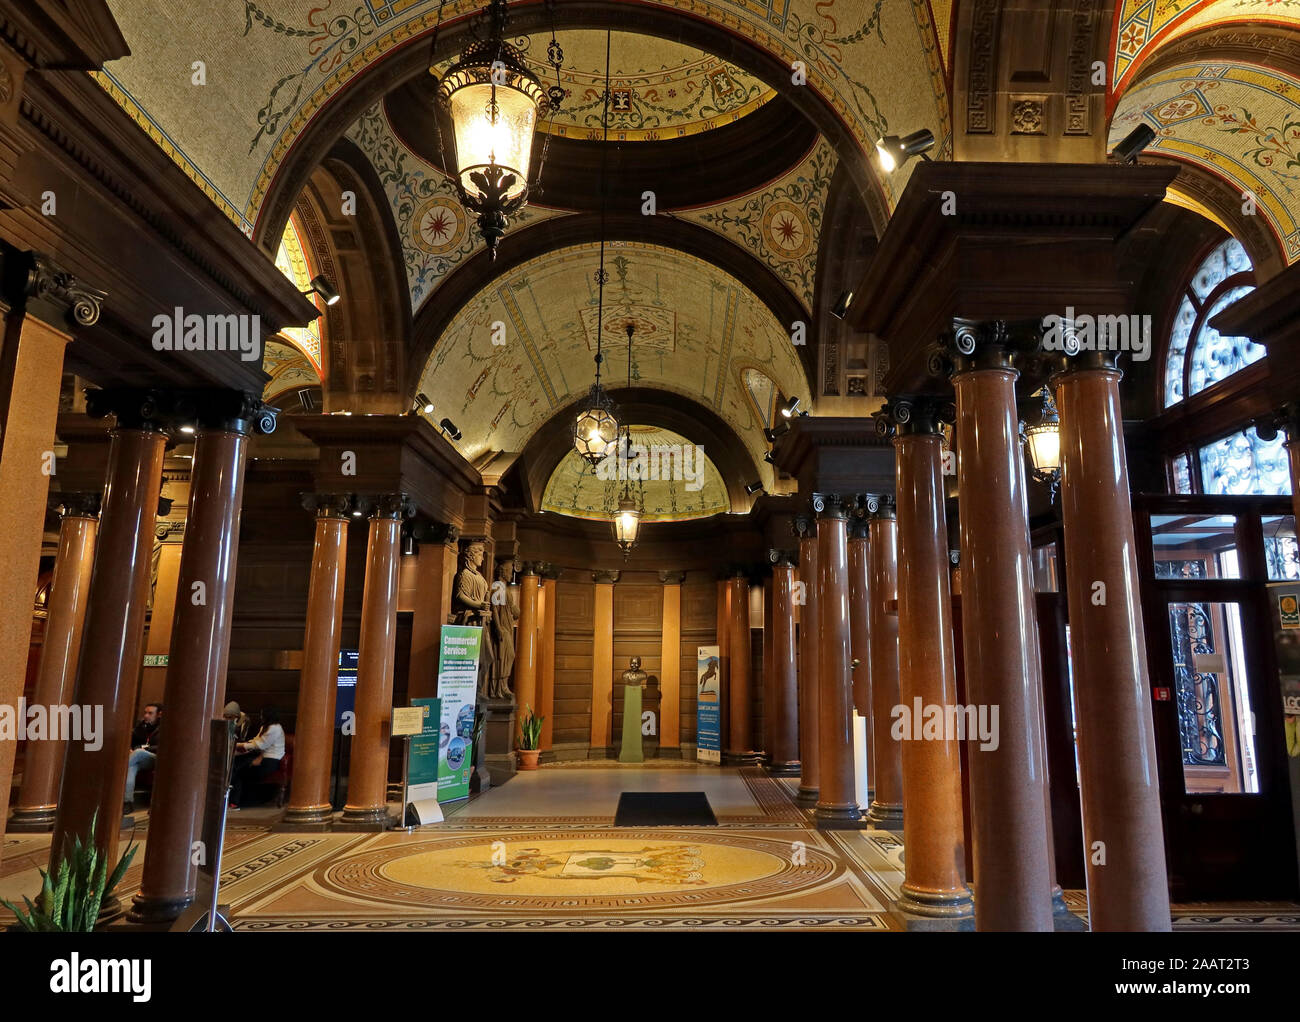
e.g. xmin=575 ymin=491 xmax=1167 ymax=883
xmin=830 ymin=291 xmax=854 ymax=320
xmin=763 ymin=451 xmax=775 ymax=464
xmin=440 ymin=418 xmax=463 ymax=442
xmin=416 ymin=392 xmax=435 ymax=415
xmin=1110 ymin=123 xmax=1156 ymax=165
xmin=745 ymin=481 xmax=764 ymax=496
xmin=301 ymin=274 xmax=340 ymax=307
xmin=875 ymin=129 xmax=934 ymax=173
xmin=763 ymin=422 xmax=790 ymax=443
xmin=780 ymin=396 xmax=802 ymax=419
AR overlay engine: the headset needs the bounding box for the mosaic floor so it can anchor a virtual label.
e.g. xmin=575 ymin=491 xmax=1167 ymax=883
xmin=2 ymin=766 xmax=1297 ymax=931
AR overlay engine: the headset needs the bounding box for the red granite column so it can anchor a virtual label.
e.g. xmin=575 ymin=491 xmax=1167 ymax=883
xmin=848 ymin=513 xmax=873 ymax=805
xmin=1056 ymin=354 xmax=1170 ymax=931
xmin=883 ymin=397 xmax=973 ymax=918
xmin=949 ymin=326 xmax=1054 ymax=931
xmin=50 ymin=392 xmax=166 ymax=879
xmin=814 ymin=495 xmax=860 ymax=827
xmin=865 ymin=499 xmax=903 ymax=828
xmin=132 ymin=394 xmax=272 ymax=923
xmin=726 ymin=574 xmax=754 ymax=761
xmin=765 ymin=554 xmax=800 ymax=775
xmin=796 ymin=517 xmax=820 ymax=806
xmin=8 ymin=495 xmax=100 ymax=831
xmin=514 ymin=568 xmax=540 ymax=720
xmin=283 ymin=494 xmax=352 ymax=828
xmin=341 ymin=494 xmax=408 ymax=830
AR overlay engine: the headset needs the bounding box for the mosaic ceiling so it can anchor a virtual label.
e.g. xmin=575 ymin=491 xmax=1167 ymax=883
xmin=414 ymin=241 xmax=809 ymax=485
xmin=1113 ymin=1 xmax=1300 ymax=92
xmin=1110 ymin=60 xmax=1300 ymax=263
xmin=95 ymin=0 xmax=950 ymax=236
xmin=541 ymin=424 xmax=731 ymax=523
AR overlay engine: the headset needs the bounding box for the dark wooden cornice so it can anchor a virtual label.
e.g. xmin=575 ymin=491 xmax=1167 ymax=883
xmin=0 ymin=1 xmax=129 ymax=70
xmin=850 ymin=161 xmax=1177 ymax=394
xmin=294 ymin=413 xmax=482 ymax=525
xmin=1211 ymin=259 xmax=1300 ymax=405
xmin=772 ymin=415 xmax=894 ymax=497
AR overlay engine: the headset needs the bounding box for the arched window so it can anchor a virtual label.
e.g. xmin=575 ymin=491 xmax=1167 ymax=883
xmin=1163 ymin=238 xmax=1260 ymax=408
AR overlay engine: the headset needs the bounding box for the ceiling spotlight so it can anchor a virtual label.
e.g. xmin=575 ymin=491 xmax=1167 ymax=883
xmin=178 ymin=424 xmax=196 ymax=435
xmin=763 ymin=452 xmax=775 ymax=464
xmin=416 ymin=392 xmax=435 ymax=415
xmin=780 ymin=396 xmax=801 ymax=419
xmin=1110 ymin=123 xmax=1156 ymax=165
xmin=830 ymin=292 xmax=854 ymax=320
xmin=301 ymin=274 xmax=340 ymax=307
xmin=763 ymin=422 xmax=790 ymax=443
xmin=875 ymin=129 xmax=935 ymax=173
xmin=440 ymin=418 xmax=463 ymax=442
xmin=745 ymin=481 xmax=764 ymax=496
xmin=402 ymin=532 xmax=417 ymax=556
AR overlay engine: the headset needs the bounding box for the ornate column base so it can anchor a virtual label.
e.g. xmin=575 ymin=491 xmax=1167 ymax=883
xmin=127 ymin=892 xmax=193 ymax=925
xmin=6 ymin=806 xmax=57 ymax=832
xmin=276 ymin=804 xmax=335 ymax=832
xmin=895 ymin=882 xmax=974 ymax=921
xmin=764 ymin=759 xmax=801 ymax=777
xmin=864 ymin=801 xmax=903 ymax=829
xmin=814 ymin=803 xmax=864 ymax=830
xmin=795 ymin=786 xmax=819 ymax=808
xmin=336 ymin=806 xmax=395 ymax=832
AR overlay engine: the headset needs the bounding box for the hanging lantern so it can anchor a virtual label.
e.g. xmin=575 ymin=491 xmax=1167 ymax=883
xmin=573 ymin=382 xmax=620 ymax=467
xmin=432 ymin=0 xmax=554 ymax=258
xmin=1023 ymin=386 xmax=1062 ymax=500
xmin=614 ymin=493 xmax=642 ymax=555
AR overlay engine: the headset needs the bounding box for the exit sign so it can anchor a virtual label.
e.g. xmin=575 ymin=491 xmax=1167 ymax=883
xmin=143 ymin=654 xmax=169 ymax=667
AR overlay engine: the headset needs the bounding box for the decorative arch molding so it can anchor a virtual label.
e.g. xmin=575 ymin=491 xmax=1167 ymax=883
xmin=252 ymin=0 xmax=895 ymax=255
xmin=511 ymin=387 xmax=764 ymax=515
xmin=408 ymin=212 xmax=815 ymax=393
xmin=1128 ymin=22 xmax=1300 ymax=87
xmin=296 ymin=138 xmax=413 ymax=412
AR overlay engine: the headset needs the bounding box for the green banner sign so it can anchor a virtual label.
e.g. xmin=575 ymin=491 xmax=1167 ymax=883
xmin=437 ymin=625 xmax=482 ymax=802
xmin=406 ymin=698 xmax=442 ymax=804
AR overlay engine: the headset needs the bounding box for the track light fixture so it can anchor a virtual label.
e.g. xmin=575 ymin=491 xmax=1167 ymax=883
xmin=763 ymin=451 xmax=775 ymax=464
xmin=875 ymin=129 xmax=934 ymax=173
xmin=830 ymin=291 xmax=854 ymax=320
xmin=764 ymin=422 xmax=790 ymax=443
xmin=745 ymin=481 xmax=764 ymax=496
xmin=1109 ymin=123 xmax=1156 ymax=164
xmin=301 ymin=274 xmax=340 ymax=307
xmin=416 ymin=392 xmax=435 ymax=415
xmin=780 ymin=396 xmax=802 ymax=419
xmin=440 ymin=417 xmax=462 ymax=442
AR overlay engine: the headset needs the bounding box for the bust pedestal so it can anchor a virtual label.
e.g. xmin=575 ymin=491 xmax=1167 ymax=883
xmin=618 ymin=684 xmax=644 ymax=763
xmin=480 ymin=697 xmax=517 ymax=785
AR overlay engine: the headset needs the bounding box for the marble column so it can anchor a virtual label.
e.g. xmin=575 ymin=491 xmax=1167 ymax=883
xmin=132 ymin=393 xmax=273 ymax=923
xmin=539 ymin=569 xmax=559 ymax=752
xmin=725 ymin=574 xmax=755 ymax=762
xmin=1056 ymin=352 xmax=1170 ymax=931
xmin=795 ymin=516 xmax=820 ymax=807
xmin=50 ymin=390 xmax=166 ymax=877
xmin=8 ymin=494 xmax=100 ymax=832
xmin=865 ymin=498 xmax=903 ymax=828
xmin=848 ymin=512 xmax=873 ymax=803
xmin=341 ymin=494 xmax=409 ymax=830
xmin=658 ymin=571 xmax=684 ymax=754
xmin=283 ymin=494 xmax=352 ymax=828
xmin=947 ymin=323 xmax=1054 ymax=931
xmin=762 ymin=568 xmax=775 ymax=763
xmin=765 ymin=553 xmax=800 ymax=775
xmin=815 ymin=494 xmax=861 ymax=827
xmin=514 ymin=567 xmax=540 ymax=722
xmin=880 ymin=397 xmax=973 ymax=918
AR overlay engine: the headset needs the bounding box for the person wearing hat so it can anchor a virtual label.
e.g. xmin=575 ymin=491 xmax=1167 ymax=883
xmin=223 ymin=701 xmax=252 ymax=744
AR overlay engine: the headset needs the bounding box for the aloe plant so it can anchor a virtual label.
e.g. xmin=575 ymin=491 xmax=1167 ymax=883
xmin=517 ymin=705 xmax=545 ymax=751
xmin=1 ymin=811 xmax=137 ymax=931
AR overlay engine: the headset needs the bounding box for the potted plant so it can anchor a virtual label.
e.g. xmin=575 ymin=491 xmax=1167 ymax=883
xmin=1 ymin=811 xmax=137 ymax=931
xmin=516 ymin=705 xmax=544 ymax=770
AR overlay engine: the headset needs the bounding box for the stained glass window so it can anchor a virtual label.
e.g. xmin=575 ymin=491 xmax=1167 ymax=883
xmin=1198 ymin=427 xmax=1292 ymax=496
xmin=1163 ymin=239 xmax=1259 ymax=408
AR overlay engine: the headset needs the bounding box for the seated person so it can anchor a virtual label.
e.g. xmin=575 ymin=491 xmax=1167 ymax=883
xmin=223 ymin=701 xmax=253 ymax=744
xmin=124 ymin=703 xmax=163 ymax=811
xmin=228 ymin=706 xmax=285 ymax=809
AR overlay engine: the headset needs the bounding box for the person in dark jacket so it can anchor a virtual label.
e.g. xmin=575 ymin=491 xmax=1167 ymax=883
xmin=124 ymin=703 xmax=163 ymax=811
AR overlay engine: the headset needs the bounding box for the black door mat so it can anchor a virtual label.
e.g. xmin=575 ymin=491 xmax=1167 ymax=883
xmin=614 ymin=791 xmax=718 ymax=826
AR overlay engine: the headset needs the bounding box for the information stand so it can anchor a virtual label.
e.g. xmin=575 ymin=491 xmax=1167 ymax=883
xmin=170 ymin=718 xmax=236 ymax=932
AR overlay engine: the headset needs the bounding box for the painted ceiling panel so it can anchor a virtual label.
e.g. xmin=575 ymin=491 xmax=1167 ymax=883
xmin=415 ymin=241 xmax=810 ymax=482
xmin=1110 ymin=61 xmax=1300 ymax=262
xmin=541 ymin=424 xmax=731 ymax=522
xmin=95 ymin=0 xmax=949 ymax=234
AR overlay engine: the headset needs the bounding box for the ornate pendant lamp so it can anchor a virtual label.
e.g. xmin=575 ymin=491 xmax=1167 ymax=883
xmin=1023 ymin=385 xmax=1062 ymax=501
xmin=613 ymin=322 xmax=642 ymax=557
xmin=428 ymin=0 xmax=565 ymax=258
xmin=573 ymin=30 xmax=620 ymax=466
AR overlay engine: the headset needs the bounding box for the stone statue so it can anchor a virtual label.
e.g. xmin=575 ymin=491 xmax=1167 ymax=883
xmin=452 ymin=539 xmax=495 ymax=697
xmin=487 ymin=560 xmax=519 ymax=700
xmin=622 ymin=656 xmax=648 ymax=688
